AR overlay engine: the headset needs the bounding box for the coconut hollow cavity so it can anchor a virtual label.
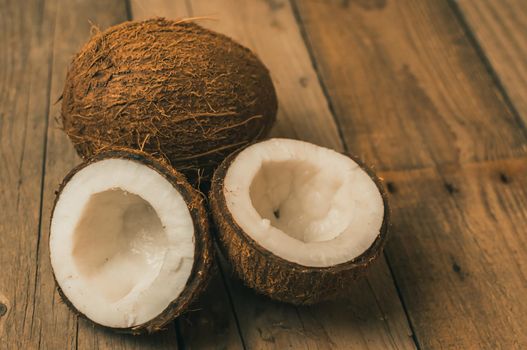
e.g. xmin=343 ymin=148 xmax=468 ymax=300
xmin=61 ymin=18 xmax=277 ymax=186
xmin=210 ymin=138 xmax=389 ymax=304
xmin=50 ymin=150 xmax=212 ymax=333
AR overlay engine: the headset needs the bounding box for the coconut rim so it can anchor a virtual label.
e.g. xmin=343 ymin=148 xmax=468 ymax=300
xmin=211 ymin=143 xmax=390 ymax=274
xmin=50 ymin=148 xmax=213 ymax=334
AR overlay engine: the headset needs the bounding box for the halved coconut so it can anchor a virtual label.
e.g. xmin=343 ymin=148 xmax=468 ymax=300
xmin=49 ymin=149 xmax=212 ymax=333
xmin=210 ymin=138 xmax=389 ymax=304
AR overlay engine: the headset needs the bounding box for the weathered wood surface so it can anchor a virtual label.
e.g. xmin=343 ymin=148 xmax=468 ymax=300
xmin=0 ymin=0 xmax=57 ymax=348
xmin=382 ymin=158 xmax=527 ymax=349
xmin=294 ymin=0 xmax=527 ymax=348
xmin=456 ymin=0 xmax=527 ymax=123
xmin=294 ymin=0 xmax=527 ymax=172
xmin=1 ymin=0 xmax=527 ymax=348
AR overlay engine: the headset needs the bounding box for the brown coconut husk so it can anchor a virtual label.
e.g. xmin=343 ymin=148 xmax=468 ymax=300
xmin=61 ymin=18 xmax=277 ymax=186
xmin=209 ymin=149 xmax=390 ymax=305
xmin=50 ymin=148 xmax=214 ymax=334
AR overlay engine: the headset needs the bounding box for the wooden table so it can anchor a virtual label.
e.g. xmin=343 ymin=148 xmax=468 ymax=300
xmin=1 ymin=0 xmax=526 ymax=349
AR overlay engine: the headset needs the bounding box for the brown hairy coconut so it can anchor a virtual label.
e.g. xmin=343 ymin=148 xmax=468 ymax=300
xmin=49 ymin=149 xmax=213 ymax=333
xmin=61 ymin=18 xmax=277 ymax=184
xmin=210 ymin=139 xmax=389 ymax=304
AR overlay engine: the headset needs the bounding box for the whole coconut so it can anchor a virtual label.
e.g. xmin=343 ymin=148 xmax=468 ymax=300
xmin=61 ymin=18 xmax=277 ymax=183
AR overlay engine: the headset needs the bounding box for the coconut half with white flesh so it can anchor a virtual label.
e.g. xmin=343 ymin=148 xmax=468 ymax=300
xmin=210 ymin=138 xmax=389 ymax=304
xmin=49 ymin=149 xmax=212 ymax=333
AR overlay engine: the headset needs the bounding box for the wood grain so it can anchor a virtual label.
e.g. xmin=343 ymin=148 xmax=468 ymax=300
xmin=294 ymin=0 xmax=527 ymax=172
xmin=133 ymin=0 xmax=417 ymax=348
xmin=129 ymin=0 xmax=189 ymax=19
xmin=381 ymin=158 xmax=527 ymax=348
xmin=0 ymin=0 xmax=60 ymax=348
xmin=455 ymin=0 xmax=527 ymax=123
xmin=294 ymin=0 xmax=527 ymax=348
xmin=34 ymin=0 xmax=179 ymax=349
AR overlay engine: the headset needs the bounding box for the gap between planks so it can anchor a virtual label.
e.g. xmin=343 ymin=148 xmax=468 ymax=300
xmin=447 ymin=0 xmax=527 ymax=138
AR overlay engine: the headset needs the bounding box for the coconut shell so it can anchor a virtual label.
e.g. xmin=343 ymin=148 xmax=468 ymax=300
xmin=61 ymin=18 xmax=277 ymax=185
xmin=209 ymin=148 xmax=390 ymax=305
xmin=50 ymin=148 xmax=213 ymax=334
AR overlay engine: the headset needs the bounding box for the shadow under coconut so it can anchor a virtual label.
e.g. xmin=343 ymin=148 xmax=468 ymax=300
xmin=176 ymin=265 xmax=244 ymax=349
xmin=219 ymin=257 xmax=415 ymax=347
xmin=295 ymin=260 xmax=414 ymax=345
xmin=76 ymin=316 xmax=179 ymax=348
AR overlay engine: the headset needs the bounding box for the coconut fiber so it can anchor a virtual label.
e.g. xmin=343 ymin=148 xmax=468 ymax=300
xmin=62 ymin=18 xmax=277 ymax=185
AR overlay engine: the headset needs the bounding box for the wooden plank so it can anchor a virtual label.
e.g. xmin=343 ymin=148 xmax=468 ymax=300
xmin=294 ymin=0 xmax=527 ymax=347
xmin=0 ymin=1 xmax=60 ymax=349
xmin=455 ymin=0 xmax=527 ymax=123
xmin=133 ymin=0 xmax=417 ymax=348
xmin=381 ymin=157 xmax=527 ymax=348
xmin=294 ymin=0 xmax=527 ymax=172
xmin=34 ymin=1 xmax=180 ymax=349
xmin=129 ymin=0 xmax=189 ymax=19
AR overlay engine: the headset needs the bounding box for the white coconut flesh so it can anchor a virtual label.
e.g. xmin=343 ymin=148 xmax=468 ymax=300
xmin=223 ymin=138 xmax=384 ymax=267
xmin=50 ymin=158 xmax=195 ymax=328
